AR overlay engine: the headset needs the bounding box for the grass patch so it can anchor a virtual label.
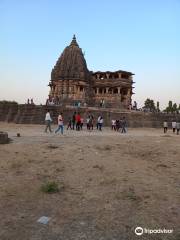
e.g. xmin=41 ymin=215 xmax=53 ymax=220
xmin=120 ymin=187 xmax=142 ymax=202
xmin=41 ymin=181 xmax=62 ymax=193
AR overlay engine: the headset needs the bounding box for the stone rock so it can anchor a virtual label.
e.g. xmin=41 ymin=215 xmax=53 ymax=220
xmin=0 ymin=131 xmax=9 ymax=144
xmin=37 ymin=216 xmax=50 ymax=224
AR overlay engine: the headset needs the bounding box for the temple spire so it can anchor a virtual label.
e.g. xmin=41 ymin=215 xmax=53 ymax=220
xmin=70 ymin=34 xmax=79 ymax=46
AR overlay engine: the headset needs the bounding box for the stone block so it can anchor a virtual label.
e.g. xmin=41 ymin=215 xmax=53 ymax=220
xmin=0 ymin=132 xmax=9 ymax=144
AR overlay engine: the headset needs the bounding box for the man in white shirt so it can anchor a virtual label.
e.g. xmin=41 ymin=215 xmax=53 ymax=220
xmin=111 ymin=119 xmax=116 ymax=130
xmin=172 ymin=121 xmax=176 ymax=133
xmin=176 ymin=122 xmax=180 ymax=135
xmin=45 ymin=110 xmax=52 ymax=133
xmin=99 ymin=116 xmax=103 ymax=131
xmin=163 ymin=121 xmax=168 ymax=133
xmin=97 ymin=116 xmax=103 ymax=131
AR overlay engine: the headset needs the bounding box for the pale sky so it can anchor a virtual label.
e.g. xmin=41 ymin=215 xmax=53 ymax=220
xmin=0 ymin=0 xmax=179 ymax=109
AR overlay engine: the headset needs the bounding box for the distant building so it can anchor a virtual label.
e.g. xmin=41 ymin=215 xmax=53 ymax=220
xmin=48 ymin=35 xmax=134 ymax=108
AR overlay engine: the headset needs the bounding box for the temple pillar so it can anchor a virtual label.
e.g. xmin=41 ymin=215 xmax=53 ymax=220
xmin=118 ymin=87 xmax=121 ymax=94
xmin=106 ymin=87 xmax=109 ymax=94
xmin=118 ymin=73 xmax=121 ymax=78
xmin=96 ymin=88 xmax=99 ymax=94
xmin=106 ymin=73 xmax=110 ymax=79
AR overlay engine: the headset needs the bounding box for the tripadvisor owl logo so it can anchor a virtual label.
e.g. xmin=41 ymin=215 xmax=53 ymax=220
xmin=134 ymin=226 xmax=173 ymax=236
xmin=135 ymin=227 xmax=143 ymax=235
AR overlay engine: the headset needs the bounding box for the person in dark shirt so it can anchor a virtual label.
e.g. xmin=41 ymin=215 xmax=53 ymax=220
xmin=67 ymin=117 xmax=72 ymax=130
xmin=72 ymin=112 xmax=76 ymax=130
xmin=121 ymin=117 xmax=127 ymax=133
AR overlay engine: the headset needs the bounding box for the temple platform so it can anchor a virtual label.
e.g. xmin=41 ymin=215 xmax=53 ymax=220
xmin=0 ymin=102 xmax=179 ymax=128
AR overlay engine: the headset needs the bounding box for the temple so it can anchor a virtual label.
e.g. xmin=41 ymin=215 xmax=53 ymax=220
xmin=48 ymin=35 xmax=134 ymax=108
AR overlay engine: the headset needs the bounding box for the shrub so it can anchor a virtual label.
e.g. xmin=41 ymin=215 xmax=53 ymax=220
xmin=41 ymin=181 xmax=60 ymax=193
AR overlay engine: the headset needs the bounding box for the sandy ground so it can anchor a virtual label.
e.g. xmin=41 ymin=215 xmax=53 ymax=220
xmin=0 ymin=122 xmax=180 ymax=240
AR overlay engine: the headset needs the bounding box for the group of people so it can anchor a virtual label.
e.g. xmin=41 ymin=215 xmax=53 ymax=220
xmin=111 ymin=118 xmax=127 ymax=133
xmin=46 ymin=96 xmax=61 ymax=106
xmin=44 ymin=111 xmax=105 ymax=134
xmin=129 ymin=101 xmax=138 ymax=111
xmin=163 ymin=120 xmax=180 ymax=135
xmin=45 ymin=110 xmax=180 ymax=136
xmin=27 ymin=98 xmax=34 ymax=105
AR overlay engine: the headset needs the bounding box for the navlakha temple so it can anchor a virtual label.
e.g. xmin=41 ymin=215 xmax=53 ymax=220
xmin=48 ymin=35 xmax=134 ymax=109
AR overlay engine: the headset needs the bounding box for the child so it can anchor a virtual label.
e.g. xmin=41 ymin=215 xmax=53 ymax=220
xmin=67 ymin=117 xmax=72 ymax=130
xmin=55 ymin=113 xmax=63 ymax=134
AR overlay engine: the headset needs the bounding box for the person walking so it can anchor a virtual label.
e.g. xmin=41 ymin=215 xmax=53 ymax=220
xmin=98 ymin=116 xmax=103 ymax=131
xmin=89 ymin=115 xmax=94 ymax=130
xmin=45 ymin=110 xmax=52 ymax=133
xmin=80 ymin=117 xmax=84 ymax=130
xmin=111 ymin=119 xmax=116 ymax=131
xmin=72 ymin=112 xmax=76 ymax=130
xmin=67 ymin=117 xmax=72 ymax=130
xmin=55 ymin=113 xmax=64 ymax=134
xmin=86 ymin=116 xmax=90 ymax=130
xmin=172 ymin=121 xmax=176 ymax=133
xmin=163 ymin=121 xmax=168 ymax=133
xmin=176 ymin=121 xmax=180 ymax=135
xmin=116 ymin=119 xmax=120 ymax=131
xmin=97 ymin=116 xmax=101 ymax=130
xmin=121 ymin=117 xmax=127 ymax=133
xmin=76 ymin=112 xmax=81 ymax=131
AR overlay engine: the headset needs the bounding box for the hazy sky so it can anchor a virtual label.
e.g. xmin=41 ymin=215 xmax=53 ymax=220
xmin=0 ymin=0 xmax=179 ymax=109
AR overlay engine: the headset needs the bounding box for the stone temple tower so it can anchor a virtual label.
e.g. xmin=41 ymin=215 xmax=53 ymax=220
xmin=49 ymin=35 xmax=134 ymax=108
xmin=49 ymin=35 xmax=92 ymax=105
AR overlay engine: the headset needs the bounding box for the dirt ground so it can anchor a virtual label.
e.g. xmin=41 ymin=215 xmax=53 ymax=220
xmin=0 ymin=122 xmax=180 ymax=240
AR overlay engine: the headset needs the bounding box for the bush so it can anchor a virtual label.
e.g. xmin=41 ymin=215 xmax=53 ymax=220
xmin=41 ymin=181 xmax=60 ymax=193
xmin=0 ymin=100 xmax=18 ymax=105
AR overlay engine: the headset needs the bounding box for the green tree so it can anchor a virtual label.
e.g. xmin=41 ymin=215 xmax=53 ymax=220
xmin=156 ymin=101 xmax=160 ymax=112
xmin=144 ymin=98 xmax=156 ymax=111
xmin=164 ymin=101 xmax=178 ymax=113
xmin=168 ymin=100 xmax=173 ymax=109
xmin=172 ymin=103 xmax=177 ymax=112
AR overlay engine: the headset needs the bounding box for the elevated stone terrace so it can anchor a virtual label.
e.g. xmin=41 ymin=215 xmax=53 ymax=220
xmin=0 ymin=102 xmax=179 ymax=128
